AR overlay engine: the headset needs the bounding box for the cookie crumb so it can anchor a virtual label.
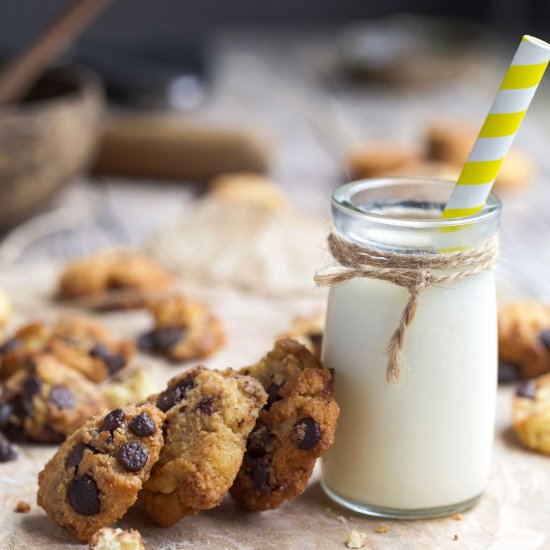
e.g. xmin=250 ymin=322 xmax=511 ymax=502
xmin=15 ymin=501 xmax=31 ymax=513
xmin=346 ymin=529 xmax=368 ymax=548
xmin=453 ymin=513 xmax=463 ymax=521
xmin=375 ymin=523 xmax=390 ymax=534
xmin=452 ymin=534 xmax=459 ymax=541
xmin=89 ymin=527 xmax=144 ymax=549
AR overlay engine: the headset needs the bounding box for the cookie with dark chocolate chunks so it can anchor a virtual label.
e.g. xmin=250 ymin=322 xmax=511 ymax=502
xmin=37 ymin=402 xmax=164 ymax=542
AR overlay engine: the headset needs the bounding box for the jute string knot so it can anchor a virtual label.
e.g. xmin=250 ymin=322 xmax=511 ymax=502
xmin=315 ymin=232 xmax=499 ymax=383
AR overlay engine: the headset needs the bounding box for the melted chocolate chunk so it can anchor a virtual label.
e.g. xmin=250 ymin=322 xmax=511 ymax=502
xmin=49 ymin=386 xmax=75 ymax=409
xmin=265 ymin=383 xmax=282 ymax=409
xmin=0 ymin=432 xmax=17 ymax=462
xmin=129 ymin=412 xmax=156 ymax=437
xmin=247 ymin=428 xmax=275 ymax=458
xmin=117 ymin=441 xmax=148 ymax=471
xmin=67 ymin=475 xmax=100 ymax=515
xmin=22 ymin=377 xmax=41 ymax=397
xmin=290 ymin=417 xmax=321 ymax=450
xmin=539 ymin=329 xmax=550 ymax=350
xmin=196 ymin=395 xmax=217 ymax=415
xmin=138 ymin=327 xmax=186 ymax=354
xmin=100 ymin=409 xmax=126 ymax=433
xmin=13 ymin=396 xmax=33 ymax=419
xmin=65 ymin=442 xmax=86 ymax=468
xmin=89 ymin=343 xmax=125 ymax=375
xmin=156 ymin=378 xmax=195 ymax=412
xmin=153 ymin=327 xmax=185 ymax=351
xmin=498 ymin=360 xmax=522 ymax=385
xmin=65 ymin=442 xmax=102 ymax=468
xmin=248 ymin=456 xmax=270 ymax=494
xmin=136 ymin=331 xmax=155 ymax=352
xmin=0 ymin=338 xmax=18 ymax=355
xmin=517 ymin=380 xmax=537 ymax=399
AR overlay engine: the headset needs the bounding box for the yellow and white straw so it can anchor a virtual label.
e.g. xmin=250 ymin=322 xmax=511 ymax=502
xmin=442 ymin=35 xmax=550 ymax=219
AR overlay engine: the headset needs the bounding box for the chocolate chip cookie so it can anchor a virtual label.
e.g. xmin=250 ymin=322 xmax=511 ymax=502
xmin=1 ymin=353 xmax=106 ymax=443
xmin=231 ymin=339 xmax=339 ymax=511
xmin=0 ymin=316 xmax=134 ymax=383
xmin=137 ymin=295 xmax=225 ymax=362
xmin=37 ymin=403 xmax=164 ymax=542
xmin=139 ymin=366 xmax=266 ymax=527
xmin=58 ymin=249 xmax=173 ymax=309
xmin=513 ymin=373 xmax=550 ymax=455
xmin=89 ymin=527 xmax=144 ymax=549
xmin=499 ymin=302 xmax=550 ymax=381
xmin=279 ymin=311 xmax=325 ymax=359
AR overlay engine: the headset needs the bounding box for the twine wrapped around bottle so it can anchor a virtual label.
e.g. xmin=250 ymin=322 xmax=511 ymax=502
xmin=314 ymin=232 xmax=499 ymax=383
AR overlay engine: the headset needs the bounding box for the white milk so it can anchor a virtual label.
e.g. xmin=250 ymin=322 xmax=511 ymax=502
xmin=321 ymin=272 xmax=497 ymax=512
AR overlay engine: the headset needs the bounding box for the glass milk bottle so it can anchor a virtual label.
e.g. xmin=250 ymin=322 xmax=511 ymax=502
xmin=321 ymin=177 xmax=501 ymax=518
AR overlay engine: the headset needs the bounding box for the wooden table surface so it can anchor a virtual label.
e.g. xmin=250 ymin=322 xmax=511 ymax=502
xmin=0 ymin=26 xmax=549 ymax=549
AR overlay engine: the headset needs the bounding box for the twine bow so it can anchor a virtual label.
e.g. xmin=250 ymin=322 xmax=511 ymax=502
xmin=315 ymin=232 xmax=499 ymax=383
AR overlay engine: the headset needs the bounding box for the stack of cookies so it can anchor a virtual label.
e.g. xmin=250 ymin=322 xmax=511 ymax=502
xmin=36 ymin=339 xmax=339 ymax=542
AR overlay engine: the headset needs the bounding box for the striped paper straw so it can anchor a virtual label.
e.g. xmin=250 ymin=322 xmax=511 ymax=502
xmin=442 ymin=35 xmax=550 ymax=219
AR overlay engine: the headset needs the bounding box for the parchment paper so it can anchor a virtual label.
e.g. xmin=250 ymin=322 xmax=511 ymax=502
xmin=0 ymin=264 xmax=547 ymax=550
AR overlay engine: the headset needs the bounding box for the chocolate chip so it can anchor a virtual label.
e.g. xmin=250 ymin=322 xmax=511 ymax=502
xmin=67 ymin=475 xmax=100 ymax=515
xmin=138 ymin=327 xmax=186 ymax=354
xmin=265 ymin=383 xmax=282 ymax=409
xmin=154 ymin=327 xmax=185 ymax=351
xmin=247 ymin=428 xmax=275 ymax=458
xmin=129 ymin=413 xmax=156 ymax=437
xmin=89 ymin=343 xmax=125 ymax=375
xmin=13 ymin=396 xmax=33 ymax=419
xmin=0 ymin=432 xmax=16 ymax=462
xmin=65 ymin=442 xmax=86 ymax=468
xmin=22 ymin=377 xmax=41 ymax=397
xmin=100 ymin=409 xmax=125 ymax=433
xmin=540 ymin=329 xmax=550 ymax=350
xmin=290 ymin=417 xmax=321 ymax=450
xmin=49 ymin=386 xmax=75 ymax=409
xmin=517 ymin=380 xmax=537 ymax=399
xmin=0 ymin=338 xmax=18 ymax=355
xmin=117 ymin=441 xmax=148 ymax=471
xmin=196 ymin=395 xmax=218 ymax=415
xmin=248 ymin=457 xmax=270 ymax=494
xmin=156 ymin=377 xmax=195 ymax=412
xmin=498 ymin=360 xmax=521 ymax=385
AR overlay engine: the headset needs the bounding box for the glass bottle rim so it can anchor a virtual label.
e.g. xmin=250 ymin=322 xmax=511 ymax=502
xmin=333 ymin=177 xmax=502 ymax=229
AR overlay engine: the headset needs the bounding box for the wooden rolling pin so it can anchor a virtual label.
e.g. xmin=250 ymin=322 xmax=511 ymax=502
xmin=92 ymin=115 xmax=273 ymax=182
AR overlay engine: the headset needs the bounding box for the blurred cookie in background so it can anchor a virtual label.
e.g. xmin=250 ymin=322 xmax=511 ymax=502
xmin=0 ymin=316 xmax=134 ymax=383
xmin=58 ymin=249 xmax=174 ymax=309
xmin=513 ymin=374 xmax=550 ymax=455
xmin=346 ymin=140 xmax=421 ymax=179
xmin=498 ymin=302 xmax=550 ymax=382
xmin=137 ymin=295 xmax=225 ymax=362
xmin=0 ymin=353 xmax=107 ymax=443
xmin=426 ymin=119 xmax=535 ymax=190
xmin=210 ymin=172 xmax=290 ymax=211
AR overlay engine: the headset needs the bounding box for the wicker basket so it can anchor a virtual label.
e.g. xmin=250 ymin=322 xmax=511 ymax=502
xmin=0 ymin=66 xmax=104 ymax=228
